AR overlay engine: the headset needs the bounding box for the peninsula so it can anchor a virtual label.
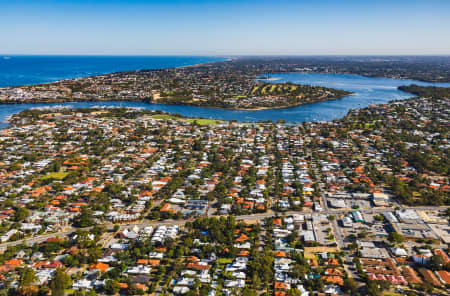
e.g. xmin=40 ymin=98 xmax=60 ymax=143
xmin=2 ymin=56 xmax=450 ymax=110
xmin=0 ymin=58 xmax=355 ymax=109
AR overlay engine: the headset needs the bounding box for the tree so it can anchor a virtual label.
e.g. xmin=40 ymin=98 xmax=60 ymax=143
xmin=18 ymin=267 xmax=37 ymax=294
xmin=286 ymin=289 xmax=302 ymax=296
xmin=127 ymin=283 xmax=143 ymax=295
xmin=388 ymin=232 xmax=403 ymax=244
xmin=91 ymin=225 xmax=107 ymax=237
xmin=74 ymin=206 xmax=95 ymax=227
xmin=74 ymin=290 xmax=97 ymax=296
xmin=242 ymin=288 xmax=257 ymax=296
xmin=373 ymin=215 xmax=384 ymax=222
xmin=252 ymin=273 xmax=261 ymax=290
xmin=105 ymin=280 xmax=121 ymax=295
xmin=14 ymin=207 xmax=30 ymax=222
xmin=50 ymin=268 xmax=73 ymax=296
xmin=343 ymin=277 xmax=358 ymax=295
xmin=427 ymin=254 xmax=444 ymax=270
xmin=365 ymin=280 xmax=389 ymax=296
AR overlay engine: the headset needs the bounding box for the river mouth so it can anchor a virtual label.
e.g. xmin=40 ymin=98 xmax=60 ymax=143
xmin=1 ymin=72 xmax=450 ymax=127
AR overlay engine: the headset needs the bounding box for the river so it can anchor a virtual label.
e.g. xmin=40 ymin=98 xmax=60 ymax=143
xmin=1 ymin=72 xmax=450 ymax=128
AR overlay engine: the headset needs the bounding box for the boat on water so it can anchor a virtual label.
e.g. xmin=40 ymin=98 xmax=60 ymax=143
xmin=3 ymin=57 xmax=11 ymax=60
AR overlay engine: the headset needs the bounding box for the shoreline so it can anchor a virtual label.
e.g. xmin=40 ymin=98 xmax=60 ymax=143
xmin=3 ymin=57 xmax=449 ymax=92
xmin=264 ymin=70 xmax=450 ymax=84
xmin=0 ymin=94 xmax=349 ymax=111
xmin=0 ymin=57 xmax=226 ymax=89
xmin=5 ymin=94 xmax=422 ymax=129
xmin=177 ymin=57 xmax=230 ymax=69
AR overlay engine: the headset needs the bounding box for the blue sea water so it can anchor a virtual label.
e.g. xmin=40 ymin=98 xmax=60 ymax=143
xmin=0 ymin=56 xmax=449 ymax=126
xmin=0 ymin=55 xmax=223 ymax=87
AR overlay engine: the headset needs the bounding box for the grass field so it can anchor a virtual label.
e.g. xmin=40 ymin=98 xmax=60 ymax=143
xmin=251 ymin=83 xmax=301 ymax=97
xmin=382 ymin=292 xmax=403 ymax=296
xmin=217 ymin=258 xmax=233 ymax=264
xmin=151 ymin=114 xmax=220 ymax=125
xmin=303 ymin=253 xmax=317 ymax=260
xmin=185 ymin=119 xmax=220 ymax=125
xmin=41 ymin=172 xmax=70 ymax=180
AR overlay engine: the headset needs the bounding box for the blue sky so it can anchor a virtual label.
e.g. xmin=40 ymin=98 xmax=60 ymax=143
xmin=1 ymin=0 xmax=449 ymax=55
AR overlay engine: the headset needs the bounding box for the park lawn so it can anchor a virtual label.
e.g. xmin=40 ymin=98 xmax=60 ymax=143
xmin=41 ymin=171 xmax=70 ymax=180
xmin=303 ymin=253 xmax=317 ymax=260
xmin=185 ymin=119 xmax=221 ymax=125
xmin=252 ymin=83 xmax=301 ymax=96
xmin=152 ymin=114 xmax=220 ymax=125
xmin=261 ymin=85 xmax=271 ymax=95
xmin=217 ymin=258 xmax=233 ymax=264
xmin=382 ymin=292 xmax=403 ymax=296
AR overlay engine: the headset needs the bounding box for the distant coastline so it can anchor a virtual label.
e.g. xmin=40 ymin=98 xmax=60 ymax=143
xmin=0 ymin=56 xmax=449 ymax=124
xmin=0 ymin=57 xmax=351 ymax=110
xmin=0 ymin=55 xmax=226 ymax=88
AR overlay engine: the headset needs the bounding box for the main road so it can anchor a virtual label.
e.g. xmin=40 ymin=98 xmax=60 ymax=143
xmin=1 ymin=205 xmax=446 ymax=249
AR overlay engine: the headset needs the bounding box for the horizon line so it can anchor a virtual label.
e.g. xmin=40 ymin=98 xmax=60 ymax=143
xmin=1 ymin=54 xmax=450 ymax=57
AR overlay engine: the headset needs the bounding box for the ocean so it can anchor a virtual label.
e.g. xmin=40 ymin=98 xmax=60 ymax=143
xmin=0 ymin=55 xmax=450 ymax=125
xmin=0 ymin=55 xmax=224 ymax=87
